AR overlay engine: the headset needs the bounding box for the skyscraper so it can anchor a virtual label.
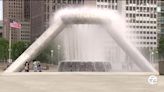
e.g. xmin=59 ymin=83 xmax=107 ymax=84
xmin=158 ymin=0 xmax=164 ymax=37
xmin=96 ymin=0 xmax=158 ymax=53
xmin=30 ymin=0 xmax=45 ymax=42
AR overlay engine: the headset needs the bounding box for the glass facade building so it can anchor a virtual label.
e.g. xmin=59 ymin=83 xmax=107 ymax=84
xmin=158 ymin=0 xmax=164 ymax=36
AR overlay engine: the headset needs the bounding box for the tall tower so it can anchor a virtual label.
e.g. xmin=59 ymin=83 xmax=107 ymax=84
xmin=30 ymin=0 xmax=88 ymax=42
xmin=158 ymin=0 xmax=164 ymax=37
xmin=30 ymin=0 xmax=45 ymax=42
xmin=96 ymin=0 xmax=158 ymax=52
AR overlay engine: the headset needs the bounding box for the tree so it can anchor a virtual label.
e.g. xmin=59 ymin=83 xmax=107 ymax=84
xmin=36 ymin=47 xmax=51 ymax=63
xmin=11 ymin=41 xmax=30 ymax=60
xmin=0 ymin=38 xmax=8 ymax=62
xmin=36 ymin=43 xmax=64 ymax=64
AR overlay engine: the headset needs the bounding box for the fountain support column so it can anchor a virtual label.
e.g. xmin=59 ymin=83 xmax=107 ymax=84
xmin=4 ymin=18 xmax=66 ymax=73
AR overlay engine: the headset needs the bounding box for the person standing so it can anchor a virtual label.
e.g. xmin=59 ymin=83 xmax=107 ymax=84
xmin=33 ymin=60 xmax=38 ymax=72
xmin=37 ymin=61 xmax=42 ymax=72
xmin=24 ymin=62 xmax=29 ymax=72
xmin=38 ymin=64 xmax=42 ymax=72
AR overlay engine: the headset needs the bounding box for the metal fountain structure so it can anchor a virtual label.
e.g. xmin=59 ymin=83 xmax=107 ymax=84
xmin=4 ymin=7 xmax=158 ymax=73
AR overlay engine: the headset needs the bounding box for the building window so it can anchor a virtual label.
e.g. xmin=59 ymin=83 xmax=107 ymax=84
xmin=151 ymin=0 xmax=153 ymax=4
xmin=130 ymin=7 xmax=132 ymax=11
xmin=78 ymin=0 xmax=83 ymax=4
xmin=53 ymin=0 xmax=55 ymax=3
xmin=68 ymin=0 xmax=71 ymax=4
xmin=63 ymin=0 xmax=66 ymax=3
xmin=147 ymin=26 xmax=150 ymax=29
xmin=126 ymin=7 xmax=128 ymax=10
xmin=133 ymin=14 xmax=135 ymax=18
xmin=53 ymin=6 xmax=56 ymax=10
xmin=130 ymin=14 xmax=132 ymax=17
xmin=73 ymin=0 xmax=76 ymax=4
xmin=130 ymin=0 xmax=132 ymax=4
xmin=126 ymin=0 xmax=129 ymax=4
xmin=57 ymin=0 xmax=61 ymax=3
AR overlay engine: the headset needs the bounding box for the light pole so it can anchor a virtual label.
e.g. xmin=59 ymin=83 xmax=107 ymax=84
xmin=8 ymin=27 xmax=12 ymax=64
xmin=155 ymin=51 xmax=158 ymax=64
xmin=57 ymin=45 xmax=61 ymax=64
xmin=50 ymin=50 xmax=54 ymax=65
xmin=151 ymin=52 xmax=154 ymax=64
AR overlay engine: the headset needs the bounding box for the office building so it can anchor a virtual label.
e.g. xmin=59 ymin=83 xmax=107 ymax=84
xmin=158 ymin=0 xmax=164 ymax=37
xmin=96 ymin=0 xmax=158 ymax=51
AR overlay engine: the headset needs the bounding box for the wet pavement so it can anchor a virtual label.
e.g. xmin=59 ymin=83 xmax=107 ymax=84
xmin=0 ymin=72 xmax=163 ymax=92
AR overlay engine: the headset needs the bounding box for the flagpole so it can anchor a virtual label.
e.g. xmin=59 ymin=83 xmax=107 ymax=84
xmin=8 ymin=26 xmax=12 ymax=63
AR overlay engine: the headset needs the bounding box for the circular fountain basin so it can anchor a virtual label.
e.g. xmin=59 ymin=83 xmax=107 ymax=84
xmin=58 ymin=61 xmax=112 ymax=72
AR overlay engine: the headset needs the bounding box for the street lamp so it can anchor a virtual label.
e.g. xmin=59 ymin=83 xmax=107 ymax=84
xmin=57 ymin=45 xmax=61 ymax=64
xmin=50 ymin=50 xmax=54 ymax=65
xmin=150 ymin=50 xmax=159 ymax=63
xmin=151 ymin=51 xmax=154 ymax=63
xmin=8 ymin=27 xmax=12 ymax=64
xmin=155 ymin=51 xmax=158 ymax=64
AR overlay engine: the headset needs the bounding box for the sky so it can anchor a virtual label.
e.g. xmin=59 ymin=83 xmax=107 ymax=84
xmin=0 ymin=0 xmax=2 ymax=20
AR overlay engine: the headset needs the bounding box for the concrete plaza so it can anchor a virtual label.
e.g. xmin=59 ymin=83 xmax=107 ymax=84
xmin=0 ymin=72 xmax=163 ymax=92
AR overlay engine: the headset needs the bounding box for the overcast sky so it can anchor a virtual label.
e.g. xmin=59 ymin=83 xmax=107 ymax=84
xmin=0 ymin=0 xmax=2 ymax=20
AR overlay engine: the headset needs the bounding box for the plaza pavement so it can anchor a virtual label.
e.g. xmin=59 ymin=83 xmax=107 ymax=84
xmin=0 ymin=72 xmax=163 ymax=92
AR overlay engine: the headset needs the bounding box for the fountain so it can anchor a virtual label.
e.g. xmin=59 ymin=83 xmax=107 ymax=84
xmin=4 ymin=7 xmax=157 ymax=73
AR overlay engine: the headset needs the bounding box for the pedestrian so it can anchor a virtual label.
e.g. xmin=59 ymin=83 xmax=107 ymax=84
xmin=24 ymin=62 xmax=29 ymax=72
xmin=38 ymin=64 xmax=42 ymax=72
xmin=33 ymin=60 xmax=38 ymax=72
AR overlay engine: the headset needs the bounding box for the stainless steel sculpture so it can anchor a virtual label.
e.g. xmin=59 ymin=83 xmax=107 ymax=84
xmin=4 ymin=7 xmax=158 ymax=73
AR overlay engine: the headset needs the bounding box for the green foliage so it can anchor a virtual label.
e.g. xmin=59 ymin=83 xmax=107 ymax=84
xmin=36 ymin=47 xmax=51 ymax=63
xmin=0 ymin=38 xmax=64 ymax=64
xmin=0 ymin=38 xmax=9 ymax=61
xmin=36 ymin=43 xmax=64 ymax=64
xmin=158 ymin=36 xmax=164 ymax=57
xmin=11 ymin=41 xmax=30 ymax=60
